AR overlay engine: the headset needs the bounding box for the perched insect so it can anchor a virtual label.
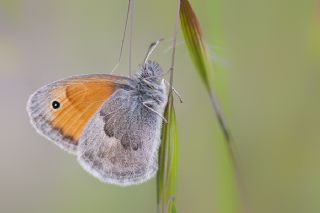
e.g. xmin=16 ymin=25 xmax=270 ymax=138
xmin=26 ymin=42 xmax=168 ymax=185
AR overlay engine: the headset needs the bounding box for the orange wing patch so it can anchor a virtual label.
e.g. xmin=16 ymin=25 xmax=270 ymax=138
xmin=50 ymin=78 xmax=116 ymax=143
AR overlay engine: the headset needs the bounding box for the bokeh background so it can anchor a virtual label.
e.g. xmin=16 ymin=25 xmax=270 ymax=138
xmin=1 ymin=0 xmax=319 ymax=212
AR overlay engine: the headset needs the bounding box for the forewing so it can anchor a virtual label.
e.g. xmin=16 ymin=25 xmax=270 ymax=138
xmin=78 ymin=89 xmax=167 ymax=186
xmin=27 ymin=74 xmax=130 ymax=154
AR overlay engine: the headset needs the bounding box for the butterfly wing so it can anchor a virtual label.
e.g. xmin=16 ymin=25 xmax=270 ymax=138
xmin=27 ymin=74 xmax=131 ymax=154
xmin=77 ymin=86 xmax=167 ymax=186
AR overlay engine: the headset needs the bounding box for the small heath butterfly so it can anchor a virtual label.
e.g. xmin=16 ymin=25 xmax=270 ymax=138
xmin=27 ymin=56 xmax=168 ymax=186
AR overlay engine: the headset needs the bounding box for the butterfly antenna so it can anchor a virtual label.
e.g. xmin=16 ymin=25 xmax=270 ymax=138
xmin=111 ymin=0 xmax=132 ymax=74
xmin=143 ymin=38 xmax=164 ymax=64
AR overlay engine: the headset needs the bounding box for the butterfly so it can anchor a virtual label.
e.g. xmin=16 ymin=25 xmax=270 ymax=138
xmin=26 ymin=59 xmax=168 ymax=186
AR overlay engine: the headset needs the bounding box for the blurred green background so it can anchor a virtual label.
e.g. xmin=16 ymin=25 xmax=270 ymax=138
xmin=0 ymin=0 xmax=319 ymax=212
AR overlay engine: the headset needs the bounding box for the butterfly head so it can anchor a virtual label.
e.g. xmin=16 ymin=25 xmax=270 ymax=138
xmin=136 ymin=60 xmax=163 ymax=84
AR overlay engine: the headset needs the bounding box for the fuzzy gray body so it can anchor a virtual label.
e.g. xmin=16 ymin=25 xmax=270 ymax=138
xmin=78 ymin=61 xmax=167 ymax=185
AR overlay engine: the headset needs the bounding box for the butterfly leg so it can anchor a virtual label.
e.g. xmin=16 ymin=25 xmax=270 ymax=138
xmin=163 ymin=79 xmax=183 ymax=103
xmin=142 ymin=101 xmax=168 ymax=123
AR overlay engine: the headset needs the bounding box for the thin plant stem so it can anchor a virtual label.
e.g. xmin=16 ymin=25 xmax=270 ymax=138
xmin=179 ymin=0 xmax=251 ymax=212
xmin=157 ymin=1 xmax=181 ymax=213
xmin=129 ymin=0 xmax=135 ymax=75
xmin=110 ymin=0 xmax=131 ymax=74
xmin=209 ymin=90 xmax=251 ymax=213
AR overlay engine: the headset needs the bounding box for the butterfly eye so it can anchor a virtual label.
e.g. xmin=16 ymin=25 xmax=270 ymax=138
xmin=51 ymin=100 xmax=60 ymax=109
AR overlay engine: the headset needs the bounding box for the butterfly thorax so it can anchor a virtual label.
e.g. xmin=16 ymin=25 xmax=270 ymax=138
xmin=130 ymin=60 xmax=166 ymax=106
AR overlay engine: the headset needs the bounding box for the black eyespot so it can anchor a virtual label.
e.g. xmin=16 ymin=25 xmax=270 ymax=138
xmin=52 ymin=100 xmax=60 ymax=109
